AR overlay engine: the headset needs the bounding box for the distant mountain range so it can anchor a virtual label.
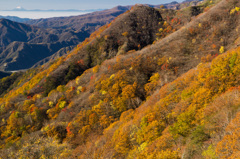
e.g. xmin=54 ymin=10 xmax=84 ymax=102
xmin=0 ymin=15 xmax=31 ymax=23
xmin=0 ymin=18 xmax=87 ymax=71
xmin=25 ymin=0 xmax=203 ymax=31
xmin=2 ymin=0 xmax=203 ymax=13
xmin=5 ymin=8 xmax=104 ymax=12
xmin=25 ymin=6 xmax=130 ymax=31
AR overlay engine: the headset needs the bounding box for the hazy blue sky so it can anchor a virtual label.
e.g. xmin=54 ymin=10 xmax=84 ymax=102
xmin=0 ymin=0 xmax=184 ymax=10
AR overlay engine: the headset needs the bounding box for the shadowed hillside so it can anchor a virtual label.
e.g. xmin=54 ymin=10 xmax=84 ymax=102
xmin=0 ymin=18 xmax=88 ymax=71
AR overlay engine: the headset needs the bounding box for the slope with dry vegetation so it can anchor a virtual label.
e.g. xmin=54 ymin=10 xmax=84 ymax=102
xmin=1 ymin=0 xmax=240 ymax=158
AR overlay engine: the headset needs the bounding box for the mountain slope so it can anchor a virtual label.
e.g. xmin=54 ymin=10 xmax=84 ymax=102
xmin=86 ymin=46 xmax=240 ymax=158
xmin=0 ymin=0 xmax=240 ymax=158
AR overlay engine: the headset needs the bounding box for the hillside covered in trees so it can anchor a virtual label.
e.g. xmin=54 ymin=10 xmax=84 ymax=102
xmin=0 ymin=0 xmax=240 ymax=158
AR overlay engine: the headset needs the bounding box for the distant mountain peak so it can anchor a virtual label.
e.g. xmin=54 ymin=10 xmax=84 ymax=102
xmin=13 ymin=6 xmax=26 ymax=11
xmin=169 ymin=1 xmax=179 ymax=4
xmin=183 ymin=0 xmax=203 ymax=2
xmin=113 ymin=5 xmax=130 ymax=10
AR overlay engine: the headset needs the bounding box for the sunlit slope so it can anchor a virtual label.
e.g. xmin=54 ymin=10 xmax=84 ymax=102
xmin=1 ymin=0 xmax=240 ymax=158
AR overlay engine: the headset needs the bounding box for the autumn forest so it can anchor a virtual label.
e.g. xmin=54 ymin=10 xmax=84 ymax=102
xmin=0 ymin=0 xmax=240 ymax=158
